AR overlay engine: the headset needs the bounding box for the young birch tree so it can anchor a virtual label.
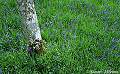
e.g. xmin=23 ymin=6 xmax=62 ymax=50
xmin=17 ymin=0 xmax=44 ymax=55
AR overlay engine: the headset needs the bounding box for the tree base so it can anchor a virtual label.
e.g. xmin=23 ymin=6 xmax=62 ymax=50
xmin=28 ymin=39 xmax=46 ymax=56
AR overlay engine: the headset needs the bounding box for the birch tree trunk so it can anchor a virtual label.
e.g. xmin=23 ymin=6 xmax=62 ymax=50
xmin=17 ymin=0 xmax=43 ymax=54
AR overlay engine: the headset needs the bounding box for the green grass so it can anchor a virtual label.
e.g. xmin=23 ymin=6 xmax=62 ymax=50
xmin=0 ymin=0 xmax=120 ymax=74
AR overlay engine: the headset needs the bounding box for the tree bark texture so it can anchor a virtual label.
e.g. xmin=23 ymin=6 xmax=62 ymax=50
xmin=17 ymin=0 xmax=43 ymax=54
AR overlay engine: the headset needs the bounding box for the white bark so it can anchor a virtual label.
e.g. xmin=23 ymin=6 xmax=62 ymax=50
xmin=17 ymin=0 xmax=42 ymax=41
xmin=17 ymin=0 xmax=43 ymax=54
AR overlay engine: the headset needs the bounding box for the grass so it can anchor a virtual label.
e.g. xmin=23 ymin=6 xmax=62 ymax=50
xmin=0 ymin=0 xmax=120 ymax=74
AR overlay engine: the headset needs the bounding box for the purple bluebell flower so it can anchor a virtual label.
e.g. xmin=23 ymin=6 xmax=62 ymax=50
xmin=28 ymin=46 xmax=33 ymax=56
xmin=28 ymin=47 xmax=33 ymax=52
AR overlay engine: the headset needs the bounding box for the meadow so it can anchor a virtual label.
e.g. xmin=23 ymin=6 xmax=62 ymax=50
xmin=0 ymin=0 xmax=120 ymax=74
